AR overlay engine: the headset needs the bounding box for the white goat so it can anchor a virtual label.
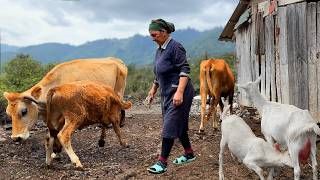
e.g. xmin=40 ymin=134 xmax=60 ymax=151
xmin=219 ymin=100 xmax=292 ymax=180
xmin=238 ymin=76 xmax=320 ymax=180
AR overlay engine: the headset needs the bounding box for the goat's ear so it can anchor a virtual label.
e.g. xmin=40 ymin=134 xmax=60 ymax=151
xmin=221 ymin=97 xmax=229 ymax=107
xmin=254 ymin=76 xmax=262 ymax=84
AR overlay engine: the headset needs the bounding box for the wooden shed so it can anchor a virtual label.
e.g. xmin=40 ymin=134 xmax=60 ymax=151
xmin=220 ymin=0 xmax=320 ymax=122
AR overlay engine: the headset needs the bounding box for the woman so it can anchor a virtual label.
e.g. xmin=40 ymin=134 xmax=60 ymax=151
xmin=146 ymin=19 xmax=196 ymax=174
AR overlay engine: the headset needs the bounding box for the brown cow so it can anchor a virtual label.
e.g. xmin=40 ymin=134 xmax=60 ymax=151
xmin=3 ymin=57 xmax=127 ymax=141
xmin=44 ymin=81 xmax=132 ymax=169
xmin=199 ymin=59 xmax=235 ymax=133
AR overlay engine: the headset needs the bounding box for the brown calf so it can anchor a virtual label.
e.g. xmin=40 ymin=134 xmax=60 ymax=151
xmin=199 ymin=59 xmax=235 ymax=132
xmin=44 ymin=81 xmax=132 ymax=169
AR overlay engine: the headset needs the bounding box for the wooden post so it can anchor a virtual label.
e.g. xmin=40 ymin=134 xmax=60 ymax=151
xmin=307 ymin=2 xmax=318 ymax=121
xmin=275 ymin=15 xmax=282 ymax=103
xmin=317 ymin=1 xmax=320 ymax=122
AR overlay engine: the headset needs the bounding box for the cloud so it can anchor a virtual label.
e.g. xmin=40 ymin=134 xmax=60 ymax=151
xmin=0 ymin=0 xmax=237 ymax=46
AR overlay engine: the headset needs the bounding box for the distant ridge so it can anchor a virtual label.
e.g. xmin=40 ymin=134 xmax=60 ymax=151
xmin=1 ymin=27 xmax=235 ymax=65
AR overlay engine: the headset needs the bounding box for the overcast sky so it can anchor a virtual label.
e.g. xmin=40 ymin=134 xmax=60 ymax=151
xmin=0 ymin=0 xmax=237 ymax=46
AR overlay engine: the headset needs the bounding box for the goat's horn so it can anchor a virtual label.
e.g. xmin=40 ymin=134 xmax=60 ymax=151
xmin=254 ymin=76 xmax=262 ymax=84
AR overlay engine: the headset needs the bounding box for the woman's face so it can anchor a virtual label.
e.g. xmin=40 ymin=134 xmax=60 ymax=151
xmin=149 ymin=30 xmax=168 ymax=45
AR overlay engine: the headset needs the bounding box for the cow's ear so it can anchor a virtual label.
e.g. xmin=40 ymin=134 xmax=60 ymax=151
xmin=3 ymin=92 xmax=18 ymax=102
xmin=3 ymin=92 xmax=10 ymax=101
xmin=31 ymin=86 xmax=42 ymax=99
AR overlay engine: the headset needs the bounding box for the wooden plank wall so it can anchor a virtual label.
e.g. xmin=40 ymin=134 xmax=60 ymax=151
xmin=236 ymin=1 xmax=320 ymax=121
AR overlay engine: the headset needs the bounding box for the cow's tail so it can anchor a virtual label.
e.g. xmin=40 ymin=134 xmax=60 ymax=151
xmin=206 ymin=64 xmax=215 ymax=96
xmin=111 ymin=95 xmax=132 ymax=110
xmin=46 ymin=88 xmax=58 ymax=137
xmin=46 ymin=88 xmax=55 ymax=118
xmin=121 ymin=101 xmax=132 ymax=110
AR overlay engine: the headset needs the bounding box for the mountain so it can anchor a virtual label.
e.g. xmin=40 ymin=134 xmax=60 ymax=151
xmin=1 ymin=44 xmax=19 ymax=52
xmin=1 ymin=27 xmax=235 ymax=65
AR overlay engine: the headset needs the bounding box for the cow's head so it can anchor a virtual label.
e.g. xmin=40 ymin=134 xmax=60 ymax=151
xmin=3 ymin=91 xmax=41 ymax=141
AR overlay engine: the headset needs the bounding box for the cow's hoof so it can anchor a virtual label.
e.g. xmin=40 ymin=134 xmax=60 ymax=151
xmin=98 ymin=139 xmax=105 ymax=147
xmin=121 ymin=142 xmax=129 ymax=148
xmin=45 ymin=162 xmax=52 ymax=168
xmin=197 ymin=129 xmax=205 ymax=135
xmin=75 ymin=166 xmax=85 ymax=171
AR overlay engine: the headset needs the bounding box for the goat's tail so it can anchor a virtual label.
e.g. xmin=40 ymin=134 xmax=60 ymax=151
xmin=292 ymin=123 xmax=320 ymax=140
xmin=206 ymin=63 xmax=215 ymax=96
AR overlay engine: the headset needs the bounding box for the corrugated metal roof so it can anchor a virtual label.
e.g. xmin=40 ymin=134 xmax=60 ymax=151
xmin=219 ymin=0 xmax=250 ymax=42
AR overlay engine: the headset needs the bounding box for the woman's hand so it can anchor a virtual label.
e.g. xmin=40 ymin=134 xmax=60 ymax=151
xmin=148 ymin=88 xmax=157 ymax=99
xmin=145 ymin=84 xmax=158 ymax=107
xmin=173 ymin=91 xmax=183 ymax=106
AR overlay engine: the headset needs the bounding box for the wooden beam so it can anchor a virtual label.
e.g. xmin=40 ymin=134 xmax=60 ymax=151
xmin=278 ymin=0 xmax=304 ymax=6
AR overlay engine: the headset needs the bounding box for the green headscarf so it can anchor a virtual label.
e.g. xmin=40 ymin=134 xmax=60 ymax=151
xmin=149 ymin=19 xmax=175 ymax=33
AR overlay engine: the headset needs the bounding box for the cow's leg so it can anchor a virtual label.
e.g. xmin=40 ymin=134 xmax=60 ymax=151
xmin=111 ymin=118 xmax=128 ymax=147
xmin=228 ymin=90 xmax=234 ymax=114
xmin=218 ymin=98 xmax=224 ymax=112
xmin=208 ymin=96 xmax=219 ymax=130
xmin=205 ymin=96 xmax=215 ymax=130
xmin=120 ymin=110 xmax=125 ymax=127
xmin=45 ymin=133 xmax=54 ymax=166
xmin=219 ymin=136 xmax=226 ymax=180
xmin=199 ymin=89 xmax=209 ymax=133
xmin=57 ymin=121 xmax=83 ymax=170
xmin=98 ymin=127 xmax=106 ymax=147
xmin=310 ymin=137 xmax=318 ymax=180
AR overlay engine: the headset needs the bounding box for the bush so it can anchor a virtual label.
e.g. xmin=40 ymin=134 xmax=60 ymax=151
xmin=125 ymin=64 xmax=154 ymax=99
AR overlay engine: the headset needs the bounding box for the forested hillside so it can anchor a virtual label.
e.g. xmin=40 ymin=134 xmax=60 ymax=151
xmin=1 ymin=27 xmax=234 ymax=65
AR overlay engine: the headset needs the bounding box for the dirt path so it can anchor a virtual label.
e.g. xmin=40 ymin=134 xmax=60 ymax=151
xmin=0 ymin=103 xmax=319 ymax=179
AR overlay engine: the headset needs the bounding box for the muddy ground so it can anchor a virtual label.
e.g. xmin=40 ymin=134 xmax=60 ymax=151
xmin=0 ymin=100 xmax=319 ymax=180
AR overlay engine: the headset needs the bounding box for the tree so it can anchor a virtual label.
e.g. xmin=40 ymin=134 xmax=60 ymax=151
xmin=3 ymin=54 xmax=43 ymax=92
